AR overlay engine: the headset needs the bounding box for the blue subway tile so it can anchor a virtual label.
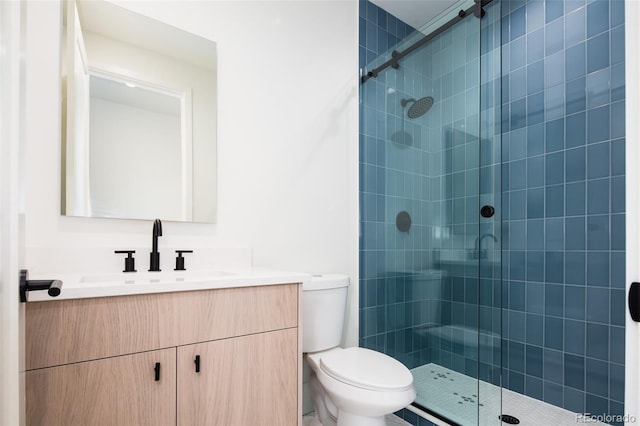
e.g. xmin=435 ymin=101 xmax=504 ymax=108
xmin=527 ymin=92 xmax=545 ymax=125
xmin=527 ymin=0 xmax=545 ymax=30
xmin=545 ymin=0 xmax=564 ymax=24
xmin=526 ymin=314 xmax=544 ymax=345
xmin=510 ymin=280 xmax=526 ymax=310
xmin=527 ymin=220 xmax=545 ymax=250
xmin=611 ymin=26 xmax=625 ymax=67
xmin=545 ymin=18 xmax=564 ymax=56
xmin=611 ymin=175 xmax=625 ymax=214
xmin=587 ymin=142 xmax=610 ymax=179
xmin=564 ymin=353 xmax=585 ymax=390
xmin=611 ymin=289 xmax=625 ymax=327
xmin=526 ymin=344 xmax=544 ymax=377
xmin=527 ymin=188 xmax=544 ymax=218
xmin=510 ymin=251 xmax=526 ymax=280
xmin=564 ymin=387 xmax=585 ymax=413
xmin=587 ymin=0 xmax=609 ymax=38
xmin=546 ymin=83 xmax=565 ymax=120
xmin=610 ymin=325 xmax=625 ymax=364
xmin=565 ymin=251 xmax=586 ymax=285
xmin=545 ymin=185 xmax=564 ymax=217
xmin=586 ymin=358 xmax=609 ymax=397
xmin=527 ymin=155 xmax=545 ymax=188
xmin=611 ymin=100 xmax=625 ymax=140
xmin=565 ymin=7 xmax=586 ymax=48
xmin=586 ymin=68 xmax=610 ymax=109
xmin=566 ymin=217 xmax=585 ymax=250
xmin=585 ymin=394 xmax=608 ymax=417
xmin=566 ymin=77 xmax=586 ymax=114
xmin=587 ymin=106 xmax=610 ymax=144
xmin=543 ymin=348 xmax=564 ymax=383
xmin=545 ymin=316 xmax=564 ymax=350
xmin=566 ymin=181 xmax=586 ymax=216
xmin=587 ymin=287 xmax=609 ymax=323
xmin=586 ymin=323 xmax=609 ymax=360
xmin=527 ymin=251 xmax=545 ymax=283
xmin=511 ymin=6 xmax=527 ymax=41
xmin=564 ymin=319 xmax=585 ymax=355
xmin=527 ymin=281 xmax=545 ymax=313
xmin=610 ymin=363 xmax=624 ymax=404
xmin=611 ymin=0 xmax=625 ymax=27
xmin=511 ymin=98 xmax=527 ymax=130
xmin=566 ymin=147 xmax=586 ymax=182
xmin=611 ymin=63 xmax=625 ymax=102
xmin=565 ymin=42 xmax=586 ymax=81
xmin=611 ymin=213 xmax=625 ymax=250
xmin=587 ymin=32 xmax=609 ymax=73
xmin=611 ymin=252 xmax=625 ymax=290
xmin=587 ymin=178 xmax=609 ymax=215
xmin=565 ymin=286 xmax=585 ymax=317
xmin=545 ymin=118 xmax=565 ymax=152
xmin=510 ymin=220 xmax=526 ymax=249
xmin=527 ymin=60 xmax=545 ymax=95
xmin=545 ymin=251 xmax=564 ymax=284
xmin=527 ymin=28 xmax=544 ymax=64
xmin=510 ymin=67 xmax=527 ymax=100
xmin=566 ymin=112 xmax=586 ymax=149
xmin=545 ymin=217 xmax=564 ymax=250
xmin=511 ymin=37 xmax=527 ymax=71
xmin=526 ymin=375 xmax=544 ymax=399
xmin=586 ymin=215 xmax=609 ymax=250
xmin=587 ymin=251 xmax=609 ymax=287
xmin=545 ymin=51 xmax=565 ymax=89
xmin=545 ymin=283 xmax=564 ymax=316
xmin=527 ymin=123 xmax=545 ymax=156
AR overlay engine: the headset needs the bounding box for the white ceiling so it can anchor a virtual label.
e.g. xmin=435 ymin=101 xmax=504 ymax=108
xmin=369 ymin=0 xmax=463 ymax=30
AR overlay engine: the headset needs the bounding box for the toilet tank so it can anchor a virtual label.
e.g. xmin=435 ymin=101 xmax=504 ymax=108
xmin=302 ymin=274 xmax=349 ymax=353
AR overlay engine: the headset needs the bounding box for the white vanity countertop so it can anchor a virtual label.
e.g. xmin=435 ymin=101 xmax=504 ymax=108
xmin=27 ymin=268 xmax=313 ymax=302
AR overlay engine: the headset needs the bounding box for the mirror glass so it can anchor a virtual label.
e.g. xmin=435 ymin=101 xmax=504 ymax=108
xmin=61 ymin=0 xmax=217 ymax=222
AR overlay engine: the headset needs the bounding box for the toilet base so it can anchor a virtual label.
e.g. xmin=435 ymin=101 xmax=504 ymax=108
xmin=336 ymin=411 xmax=386 ymax=426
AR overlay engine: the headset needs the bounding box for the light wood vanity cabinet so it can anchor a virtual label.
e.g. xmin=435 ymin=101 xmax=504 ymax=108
xmin=25 ymin=283 xmax=301 ymax=426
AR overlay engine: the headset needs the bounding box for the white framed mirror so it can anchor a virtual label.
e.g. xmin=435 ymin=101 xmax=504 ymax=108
xmin=61 ymin=0 xmax=217 ymax=223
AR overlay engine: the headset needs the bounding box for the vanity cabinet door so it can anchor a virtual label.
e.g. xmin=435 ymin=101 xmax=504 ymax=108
xmin=26 ymin=348 xmax=176 ymax=426
xmin=177 ymin=328 xmax=298 ymax=426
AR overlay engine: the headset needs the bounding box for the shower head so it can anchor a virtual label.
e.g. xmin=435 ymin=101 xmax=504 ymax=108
xmin=401 ymin=96 xmax=434 ymax=119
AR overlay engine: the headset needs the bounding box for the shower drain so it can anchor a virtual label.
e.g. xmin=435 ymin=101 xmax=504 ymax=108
xmin=499 ymin=414 xmax=520 ymax=424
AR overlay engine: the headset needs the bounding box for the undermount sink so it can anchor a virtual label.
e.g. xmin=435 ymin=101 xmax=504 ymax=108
xmin=80 ymin=270 xmax=234 ymax=284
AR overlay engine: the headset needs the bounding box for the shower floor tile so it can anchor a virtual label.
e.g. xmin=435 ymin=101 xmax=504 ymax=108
xmin=411 ymin=364 xmax=609 ymax=426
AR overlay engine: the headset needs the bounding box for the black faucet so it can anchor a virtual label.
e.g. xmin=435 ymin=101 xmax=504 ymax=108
xmin=149 ymin=219 xmax=163 ymax=272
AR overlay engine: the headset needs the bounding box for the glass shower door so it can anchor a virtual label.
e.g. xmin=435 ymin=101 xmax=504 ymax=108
xmin=359 ymin=1 xmax=502 ymax=424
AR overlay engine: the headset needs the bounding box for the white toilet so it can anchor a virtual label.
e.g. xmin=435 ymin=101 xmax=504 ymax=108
xmin=303 ymin=274 xmax=416 ymax=426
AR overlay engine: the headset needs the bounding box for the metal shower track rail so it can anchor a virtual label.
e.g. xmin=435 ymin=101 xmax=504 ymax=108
xmin=361 ymin=0 xmax=494 ymax=84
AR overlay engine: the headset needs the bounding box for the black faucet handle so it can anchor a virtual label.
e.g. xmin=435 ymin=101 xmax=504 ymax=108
xmin=175 ymin=250 xmax=193 ymax=271
xmin=115 ymin=250 xmax=137 ymax=273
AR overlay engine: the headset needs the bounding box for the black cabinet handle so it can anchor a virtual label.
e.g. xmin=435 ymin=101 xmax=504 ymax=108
xmin=194 ymin=355 xmax=200 ymax=373
xmin=154 ymin=362 xmax=161 ymax=381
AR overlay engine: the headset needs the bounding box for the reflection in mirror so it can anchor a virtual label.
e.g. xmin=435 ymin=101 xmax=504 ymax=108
xmin=61 ymin=0 xmax=217 ymax=223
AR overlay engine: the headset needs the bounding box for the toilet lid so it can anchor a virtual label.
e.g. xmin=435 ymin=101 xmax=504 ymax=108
xmin=319 ymin=347 xmax=413 ymax=392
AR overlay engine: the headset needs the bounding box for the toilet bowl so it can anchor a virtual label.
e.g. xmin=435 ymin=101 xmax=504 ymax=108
xmin=303 ymin=275 xmax=416 ymax=426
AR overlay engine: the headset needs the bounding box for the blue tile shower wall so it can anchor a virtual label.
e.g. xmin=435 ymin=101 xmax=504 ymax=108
xmin=501 ymin=0 xmax=625 ymax=420
xmin=360 ymin=0 xmax=624 ymax=423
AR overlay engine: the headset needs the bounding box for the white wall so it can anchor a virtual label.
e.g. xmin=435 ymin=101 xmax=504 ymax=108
xmin=24 ymin=0 xmax=360 ymax=345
